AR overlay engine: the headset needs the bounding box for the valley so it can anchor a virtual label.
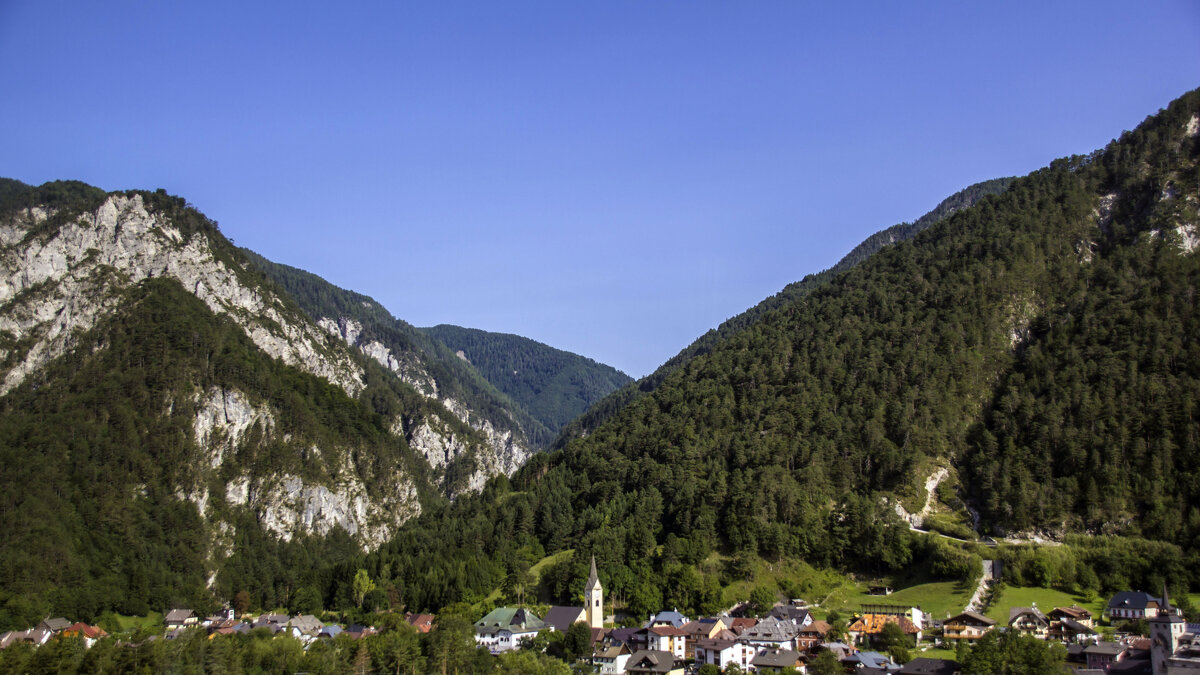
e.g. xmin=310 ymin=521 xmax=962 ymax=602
xmin=1 ymin=85 xmax=1199 ymax=675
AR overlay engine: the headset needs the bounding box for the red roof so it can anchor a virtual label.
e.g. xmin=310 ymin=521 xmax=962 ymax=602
xmin=63 ymin=622 xmax=107 ymax=639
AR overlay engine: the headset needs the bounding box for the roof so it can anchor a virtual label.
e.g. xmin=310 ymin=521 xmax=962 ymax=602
xmin=847 ymin=651 xmax=892 ymax=669
xmin=848 ymin=613 xmax=920 ymax=635
xmin=608 ymin=627 xmax=641 ymax=645
xmin=63 ymin=622 xmax=107 ymax=639
xmin=743 ymin=615 xmax=798 ymax=641
xmin=593 ymin=644 xmax=630 ymax=659
xmin=40 ymin=617 xmax=72 ymax=631
xmin=474 ymin=607 xmax=545 ymax=634
xmin=626 ymin=649 xmax=678 ymax=673
xmin=1108 ymin=591 xmax=1159 ymax=610
xmin=1060 ymin=618 xmax=1097 ymax=634
xmin=898 ymin=657 xmax=961 ymax=674
xmin=405 ymin=613 xmax=435 ymax=633
xmin=727 ymin=617 xmax=758 ymax=634
xmin=1084 ymin=641 xmax=1125 ymax=656
xmin=694 ymin=637 xmax=738 ymax=652
xmin=751 ymin=648 xmax=804 ymax=667
xmin=769 ymin=604 xmax=812 ymax=623
xmin=1050 ymin=605 xmax=1092 ymax=619
xmin=164 ymin=609 xmax=195 ymax=623
xmin=946 ymin=611 xmax=996 ymax=626
xmin=289 ymin=614 xmax=323 ymax=634
xmin=648 ymin=610 xmax=688 ymax=628
xmin=586 ymin=555 xmax=601 ymax=592
xmin=543 ymin=606 xmax=586 ymax=631
xmin=648 ymin=625 xmax=686 ymax=636
xmin=319 ymin=625 xmax=343 ymax=638
xmin=799 ymin=619 xmax=832 ymax=635
xmin=1008 ymin=606 xmax=1048 ymax=625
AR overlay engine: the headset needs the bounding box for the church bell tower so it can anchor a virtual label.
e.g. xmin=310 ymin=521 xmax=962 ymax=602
xmin=1150 ymin=583 xmax=1184 ymax=675
xmin=585 ymin=555 xmax=603 ymax=629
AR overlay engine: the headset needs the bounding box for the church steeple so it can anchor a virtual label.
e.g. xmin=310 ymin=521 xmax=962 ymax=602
xmin=1150 ymin=583 xmax=1184 ymax=675
xmin=584 ymin=554 xmax=603 ymax=629
xmin=586 ymin=555 xmax=600 ymax=592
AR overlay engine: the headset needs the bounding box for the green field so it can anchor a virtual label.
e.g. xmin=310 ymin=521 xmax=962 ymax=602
xmin=820 ymin=580 xmax=975 ymax=620
xmin=983 ymin=586 xmax=1106 ymax=624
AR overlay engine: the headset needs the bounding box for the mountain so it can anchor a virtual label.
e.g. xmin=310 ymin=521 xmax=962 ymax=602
xmin=552 ymin=176 xmax=1014 ymax=449
xmin=0 ymin=184 xmax=528 ymax=624
xmin=353 ymin=89 xmax=1200 ymax=614
xmin=419 ymin=324 xmax=633 ymax=435
xmin=242 ymin=251 xmax=545 ymax=476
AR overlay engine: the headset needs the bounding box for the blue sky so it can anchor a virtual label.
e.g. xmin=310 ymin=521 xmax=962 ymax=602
xmin=2 ymin=2 xmax=1198 ymax=377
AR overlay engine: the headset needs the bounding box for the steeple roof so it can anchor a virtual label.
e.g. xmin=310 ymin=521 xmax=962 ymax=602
xmin=586 ymin=555 xmax=601 ymax=591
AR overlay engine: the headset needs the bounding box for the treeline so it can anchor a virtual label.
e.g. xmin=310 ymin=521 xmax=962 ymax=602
xmin=0 ymin=613 xmax=575 ymax=675
xmin=421 ymin=324 xmax=632 ymax=434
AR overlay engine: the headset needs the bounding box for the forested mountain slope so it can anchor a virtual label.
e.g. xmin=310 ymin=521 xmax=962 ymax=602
xmin=553 ymin=177 xmax=1014 ymax=449
xmin=0 ymin=184 xmax=524 ymax=627
xmin=244 ymin=251 xmax=546 ymax=468
xmin=347 ymin=89 xmax=1200 ymax=614
xmin=420 ymin=324 xmax=632 ymax=435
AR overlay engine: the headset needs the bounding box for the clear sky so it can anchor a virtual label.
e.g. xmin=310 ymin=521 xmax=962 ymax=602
xmin=2 ymin=2 xmax=1198 ymax=377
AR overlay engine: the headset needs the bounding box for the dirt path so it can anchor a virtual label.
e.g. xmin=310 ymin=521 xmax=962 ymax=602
xmin=965 ymin=559 xmax=994 ymax=612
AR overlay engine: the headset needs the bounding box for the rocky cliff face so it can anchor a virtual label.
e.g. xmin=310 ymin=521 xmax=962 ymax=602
xmin=0 ymin=190 xmax=525 ymax=556
xmin=0 ymin=194 xmax=363 ymax=396
xmin=320 ymin=316 xmax=532 ymax=495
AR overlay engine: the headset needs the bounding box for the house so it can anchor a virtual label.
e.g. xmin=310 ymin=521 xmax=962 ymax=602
xmin=544 ymin=606 xmax=587 ymax=633
xmin=1084 ymin=641 xmax=1128 ymax=671
xmin=820 ymin=641 xmax=857 ymax=661
xmin=723 ymin=616 xmax=758 ymax=635
xmin=608 ymin=626 xmax=645 ymax=652
xmin=796 ymin=619 xmax=832 ymax=650
xmin=898 ymin=657 xmax=961 ymax=674
xmin=1008 ymin=606 xmax=1050 ymax=638
xmin=473 ymin=607 xmax=545 ymax=654
xmin=751 ymin=648 xmax=806 ymax=672
xmin=943 ymin=611 xmax=996 ymax=642
xmin=405 ymin=612 xmax=435 ymax=633
xmin=252 ymin=613 xmax=288 ymax=632
xmin=844 ymin=650 xmax=894 ymax=671
xmin=203 ymin=607 xmax=237 ymax=626
xmin=1049 ymin=605 xmax=1094 ymax=628
xmin=1051 ymin=617 xmax=1098 ymax=644
xmin=1108 ymin=592 xmax=1165 ymax=621
xmin=38 ymin=617 xmax=72 ymax=634
xmin=860 ymin=604 xmax=926 ymax=630
xmin=741 ymin=615 xmax=798 ymax=650
xmin=680 ymin=618 xmax=728 ymax=654
xmin=164 ymin=609 xmax=198 ymax=631
xmin=769 ymin=602 xmax=815 ymax=628
xmin=318 ymin=625 xmax=343 ymax=639
xmin=646 ymin=625 xmax=687 ymax=659
xmin=847 ymin=613 xmax=922 ymax=644
xmin=694 ymin=637 xmax=752 ymax=671
xmin=287 ymin=614 xmax=324 ymax=638
xmin=0 ymin=628 xmax=52 ymax=648
xmin=61 ymin=622 xmax=108 ymax=647
xmin=592 ymin=644 xmax=632 ymax=674
xmin=648 ymin=610 xmax=689 ymax=629
xmin=624 ymin=648 xmax=684 ymax=674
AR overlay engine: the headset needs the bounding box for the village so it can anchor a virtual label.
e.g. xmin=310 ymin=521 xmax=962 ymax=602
xmin=3 ymin=556 xmax=1199 ymax=675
